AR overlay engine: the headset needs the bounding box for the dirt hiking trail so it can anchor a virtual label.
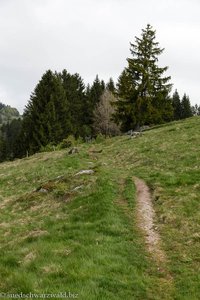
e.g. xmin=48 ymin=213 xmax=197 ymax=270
xmin=134 ymin=177 xmax=174 ymax=295
xmin=134 ymin=177 xmax=169 ymax=268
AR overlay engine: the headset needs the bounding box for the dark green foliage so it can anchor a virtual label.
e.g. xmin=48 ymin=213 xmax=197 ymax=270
xmin=113 ymin=69 xmax=137 ymax=132
xmin=0 ymin=101 xmax=22 ymax=161
xmin=172 ymin=89 xmax=182 ymax=120
xmin=0 ymin=102 xmax=6 ymax=110
xmin=181 ymin=94 xmax=193 ymax=119
xmin=106 ymin=78 xmax=116 ymax=94
xmin=0 ymin=118 xmax=22 ymax=161
xmin=59 ymin=70 xmax=88 ymax=138
xmin=17 ymin=70 xmax=106 ymax=158
xmin=20 ymin=70 xmax=70 ymax=155
xmin=88 ymin=75 xmax=105 ymax=107
xmin=114 ymin=24 xmax=173 ymax=130
xmin=100 ymin=79 xmax=106 ymax=91
xmin=116 ymin=70 xmax=135 ymax=100
xmin=85 ymin=75 xmax=106 ymax=133
xmin=0 ymin=136 xmax=6 ymax=162
xmin=172 ymin=90 xmax=193 ymax=120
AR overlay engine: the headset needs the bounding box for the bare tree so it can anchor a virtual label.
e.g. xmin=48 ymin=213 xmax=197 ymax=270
xmin=93 ymin=90 xmax=120 ymax=136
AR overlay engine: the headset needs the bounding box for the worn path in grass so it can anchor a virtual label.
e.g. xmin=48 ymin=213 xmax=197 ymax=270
xmin=134 ymin=177 xmax=172 ymax=280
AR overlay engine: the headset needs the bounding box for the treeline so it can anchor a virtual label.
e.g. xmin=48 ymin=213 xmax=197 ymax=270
xmin=172 ymin=90 xmax=193 ymax=120
xmin=0 ymin=71 xmax=118 ymax=161
xmin=0 ymin=24 xmax=198 ymax=162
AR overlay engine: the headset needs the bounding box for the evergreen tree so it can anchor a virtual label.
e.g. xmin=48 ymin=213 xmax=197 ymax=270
xmin=100 ymin=79 xmax=106 ymax=91
xmin=115 ymin=24 xmax=173 ymax=130
xmin=60 ymin=70 xmax=86 ymax=137
xmin=181 ymin=94 xmax=193 ymax=119
xmin=83 ymin=84 xmax=94 ymax=135
xmin=89 ymin=75 xmax=105 ymax=106
xmin=21 ymin=70 xmax=70 ymax=155
xmin=114 ymin=69 xmax=137 ymax=131
xmin=106 ymin=78 xmax=115 ymax=93
xmin=85 ymin=75 xmax=105 ymax=132
xmin=172 ymin=89 xmax=182 ymax=120
xmin=0 ymin=118 xmax=22 ymax=160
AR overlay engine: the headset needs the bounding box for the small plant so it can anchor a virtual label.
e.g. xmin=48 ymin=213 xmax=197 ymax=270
xmin=59 ymin=135 xmax=76 ymax=149
xmin=94 ymin=134 xmax=105 ymax=144
xmin=40 ymin=143 xmax=56 ymax=152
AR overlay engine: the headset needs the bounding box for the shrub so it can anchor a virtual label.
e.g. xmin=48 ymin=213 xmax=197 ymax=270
xmin=59 ymin=135 xmax=76 ymax=149
xmin=40 ymin=143 xmax=56 ymax=152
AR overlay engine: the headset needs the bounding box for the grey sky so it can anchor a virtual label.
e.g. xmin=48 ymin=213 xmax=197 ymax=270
xmin=0 ymin=0 xmax=199 ymax=113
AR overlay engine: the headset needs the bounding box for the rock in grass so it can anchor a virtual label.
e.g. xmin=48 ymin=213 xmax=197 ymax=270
xmin=130 ymin=131 xmax=142 ymax=138
xmin=68 ymin=147 xmax=79 ymax=155
xmin=75 ymin=170 xmax=94 ymax=176
xmin=38 ymin=188 xmax=48 ymax=193
xmin=73 ymin=185 xmax=84 ymax=191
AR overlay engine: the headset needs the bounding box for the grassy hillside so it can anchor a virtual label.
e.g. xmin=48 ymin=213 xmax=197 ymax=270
xmin=0 ymin=117 xmax=199 ymax=299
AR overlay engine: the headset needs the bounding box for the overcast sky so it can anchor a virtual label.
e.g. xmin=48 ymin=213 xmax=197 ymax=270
xmin=0 ymin=0 xmax=199 ymax=113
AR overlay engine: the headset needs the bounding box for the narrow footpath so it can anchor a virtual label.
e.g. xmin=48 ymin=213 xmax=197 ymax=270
xmin=134 ymin=177 xmax=173 ymax=281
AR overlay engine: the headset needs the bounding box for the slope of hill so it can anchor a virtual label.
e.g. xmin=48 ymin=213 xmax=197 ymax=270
xmin=0 ymin=117 xmax=199 ymax=299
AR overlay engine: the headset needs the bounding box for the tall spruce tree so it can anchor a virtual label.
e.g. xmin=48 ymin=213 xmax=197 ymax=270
xmin=85 ymin=75 xmax=105 ymax=133
xmin=172 ymin=89 xmax=182 ymax=120
xmin=181 ymin=94 xmax=193 ymax=119
xmin=114 ymin=69 xmax=137 ymax=131
xmin=60 ymin=70 xmax=87 ymax=137
xmin=106 ymin=78 xmax=115 ymax=93
xmin=89 ymin=75 xmax=105 ymax=106
xmin=21 ymin=70 xmax=70 ymax=155
xmin=115 ymin=24 xmax=173 ymax=130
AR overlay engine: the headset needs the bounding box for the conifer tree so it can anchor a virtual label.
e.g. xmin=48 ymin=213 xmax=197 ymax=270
xmin=89 ymin=75 xmax=105 ymax=106
xmin=114 ymin=69 xmax=137 ymax=131
xmin=21 ymin=70 xmax=70 ymax=155
xmin=181 ymin=94 xmax=193 ymax=119
xmin=60 ymin=70 xmax=87 ymax=137
xmin=115 ymin=24 xmax=173 ymax=130
xmin=106 ymin=78 xmax=115 ymax=93
xmin=0 ymin=118 xmax=22 ymax=160
xmin=85 ymin=75 xmax=105 ymax=132
xmin=100 ymin=80 xmax=106 ymax=91
xmin=172 ymin=89 xmax=182 ymax=120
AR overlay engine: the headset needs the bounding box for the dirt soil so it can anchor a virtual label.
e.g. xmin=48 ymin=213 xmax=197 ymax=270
xmin=134 ymin=177 xmax=167 ymax=265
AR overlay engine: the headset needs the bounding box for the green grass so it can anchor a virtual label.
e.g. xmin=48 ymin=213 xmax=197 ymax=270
xmin=0 ymin=117 xmax=200 ymax=299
